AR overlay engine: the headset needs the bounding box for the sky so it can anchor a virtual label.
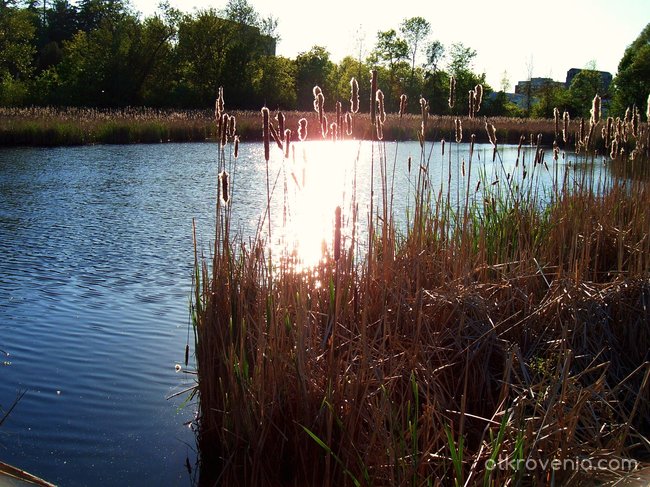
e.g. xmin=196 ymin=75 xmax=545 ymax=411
xmin=131 ymin=0 xmax=648 ymax=91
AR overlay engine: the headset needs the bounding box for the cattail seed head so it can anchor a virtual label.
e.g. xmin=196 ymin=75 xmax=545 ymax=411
xmin=474 ymin=84 xmax=483 ymax=113
xmin=370 ymin=69 xmax=378 ymax=127
xmin=276 ymin=111 xmax=285 ymax=137
xmin=448 ymin=76 xmax=456 ymax=109
xmin=562 ymin=110 xmax=570 ymax=143
xmin=216 ymin=86 xmax=225 ymax=118
xmin=321 ymin=114 xmax=328 ymax=138
xmin=350 ymin=78 xmax=359 ymax=114
xmin=284 ymin=129 xmax=291 ymax=158
xmin=590 ymin=94 xmax=601 ymax=125
xmin=376 ymin=89 xmax=386 ymax=124
xmin=485 ymin=121 xmax=497 ymax=147
xmin=219 ymin=170 xmax=229 ymax=205
xmin=228 ymin=115 xmax=236 ymax=137
xmin=330 ymin=122 xmax=337 ymax=141
xmin=345 ymin=112 xmax=352 ymax=136
xmin=455 ymin=117 xmax=462 ymax=143
xmin=220 ymin=112 xmax=228 ymax=147
xmin=262 ymin=107 xmax=270 ymax=161
xmin=578 ymin=117 xmax=585 ymax=144
xmin=298 ymin=118 xmax=308 ymax=141
xmin=376 ymin=119 xmax=383 ymax=140
xmin=468 ymin=90 xmax=475 ymax=118
xmin=554 ymin=107 xmax=560 ymax=140
xmin=646 ymin=94 xmax=650 ymax=121
xmin=399 ymin=94 xmax=407 ymax=118
xmin=234 ymin=135 xmax=239 ymax=158
xmin=336 ymin=101 xmax=342 ymax=138
xmin=317 ymin=92 xmax=325 ymax=126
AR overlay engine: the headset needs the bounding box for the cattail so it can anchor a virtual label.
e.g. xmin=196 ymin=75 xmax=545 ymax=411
xmin=376 ymin=119 xmax=383 ymax=140
xmin=624 ymin=107 xmax=631 ymax=124
xmin=350 ymin=78 xmax=359 ymax=114
xmin=330 ymin=122 xmax=337 ymax=141
xmin=334 ymin=206 xmax=341 ymax=261
xmin=269 ymin=122 xmax=282 ymax=149
xmin=562 ymin=110 xmax=570 ymax=143
xmin=228 ymin=115 xmax=236 ymax=137
xmin=448 ymin=76 xmax=456 ymax=108
xmin=399 ymin=94 xmax=407 ymax=118
xmin=470 ymin=133 xmax=475 ymax=158
xmin=474 ymin=84 xmax=483 ymax=113
xmin=554 ymin=107 xmax=560 ymax=141
xmin=553 ymin=141 xmax=559 ymax=161
xmin=184 ymin=344 xmax=189 ymax=366
xmin=262 ymin=107 xmax=270 ymax=161
xmin=454 ymin=117 xmax=462 ymax=143
xmin=590 ymin=94 xmax=601 ymax=125
xmin=370 ymin=69 xmax=378 ymax=127
xmin=321 ymin=114 xmax=328 ymax=138
xmin=603 ymin=116 xmax=613 ymax=148
xmin=276 ymin=111 xmax=285 ymax=137
xmin=317 ymin=92 xmax=325 ymax=126
xmin=485 ymin=121 xmax=497 ymax=147
xmin=336 ymin=101 xmax=342 ymax=138
xmin=345 ymin=112 xmax=352 ymax=136
xmin=282 ymin=129 xmax=290 ymax=158
xmin=216 ymin=86 xmax=225 ymax=118
xmin=578 ymin=117 xmax=585 ymax=144
xmin=420 ymin=96 xmax=429 ymax=136
xmin=632 ymin=105 xmax=639 ymax=138
xmin=219 ymin=170 xmax=229 ymax=205
xmin=468 ymin=90 xmax=475 ymax=118
xmin=298 ymin=118 xmax=308 ymax=141
xmin=233 ymin=135 xmax=239 ymax=158
xmin=313 ymin=85 xmax=322 ymax=100
xmin=441 ymin=138 xmax=445 ymax=155
xmin=220 ymin=112 xmax=228 ymax=147
xmin=646 ymin=94 xmax=650 ymax=121
xmin=376 ymin=90 xmax=386 ymax=124
xmin=407 ymin=155 xmax=411 ymax=173
xmin=610 ymin=138 xmax=618 ymax=159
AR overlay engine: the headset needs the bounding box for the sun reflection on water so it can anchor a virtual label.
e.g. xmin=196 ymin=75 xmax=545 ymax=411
xmin=272 ymin=140 xmax=362 ymax=271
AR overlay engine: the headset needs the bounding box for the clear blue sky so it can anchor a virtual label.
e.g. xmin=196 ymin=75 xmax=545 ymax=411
xmin=131 ymin=0 xmax=648 ymax=91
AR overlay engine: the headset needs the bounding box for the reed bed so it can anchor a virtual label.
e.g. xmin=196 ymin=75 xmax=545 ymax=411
xmin=0 ymin=106 xmax=572 ymax=147
xmin=190 ymin=86 xmax=649 ymax=486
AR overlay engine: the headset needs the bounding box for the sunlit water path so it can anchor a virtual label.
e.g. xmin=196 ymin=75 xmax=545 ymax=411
xmin=0 ymin=140 xmax=607 ymax=485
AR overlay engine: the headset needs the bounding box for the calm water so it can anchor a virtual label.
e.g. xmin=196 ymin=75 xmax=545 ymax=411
xmin=0 ymin=140 xmax=598 ymax=485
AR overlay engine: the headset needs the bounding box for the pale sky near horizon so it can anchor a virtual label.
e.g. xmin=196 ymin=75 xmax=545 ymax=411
xmin=131 ymin=0 xmax=648 ymax=91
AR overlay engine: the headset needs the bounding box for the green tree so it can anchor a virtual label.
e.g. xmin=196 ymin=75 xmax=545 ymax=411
xmin=611 ymin=22 xmax=650 ymax=116
xmin=400 ymin=16 xmax=430 ymax=83
xmin=446 ymin=42 xmax=484 ymax=115
xmin=249 ymin=55 xmax=296 ymax=109
xmin=567 ymin=69 xmax=604 ymax=118
xmin=294 ymin=45 xmax=334 ymax=111
xmin=0 ymin=3 xmax=36 ymax=104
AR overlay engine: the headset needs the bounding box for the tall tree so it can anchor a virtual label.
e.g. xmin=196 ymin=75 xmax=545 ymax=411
xmin=295 ymin=45 xmax=334 ymax=111
xmin=399 ymin=16 xmax=430 ymax=83
xmin=611 ymin=22 xmax=650 ymax=116
xmin=0 ymin=3 xmax=36 ymax=104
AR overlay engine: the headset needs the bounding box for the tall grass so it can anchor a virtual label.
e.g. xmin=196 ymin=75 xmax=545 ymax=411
xmin=190 ymin=85 xmax=650 ymax=486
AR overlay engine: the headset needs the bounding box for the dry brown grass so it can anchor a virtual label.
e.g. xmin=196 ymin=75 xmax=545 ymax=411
xmin=191 ymin=93 xmax=650 ymax=485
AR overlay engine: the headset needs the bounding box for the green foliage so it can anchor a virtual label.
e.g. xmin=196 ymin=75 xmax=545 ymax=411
xmin=611 ymin=22 xmax=650 ymax=116
xmin=0 ymin=4 xmax=36 ymax=104
xmin=567 ymin=69 xmax=605 ymax=117
xmin=295 ymin=46 xmax=334 ymax=111
xmin=249 ymin=55 xmax=296 ymax=109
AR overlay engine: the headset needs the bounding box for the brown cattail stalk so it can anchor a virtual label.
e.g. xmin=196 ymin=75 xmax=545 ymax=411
xmin=370 ymin=70 xmax=378 ymax=127
xmin=562 ymin=110 xmax=570 ymax=144
xmin=220 ymin=112 xmax=228 ymax=148
xmin=376 ymin=90 xmax=386 ymax=124
xmin=350 ymin=78 xmax=359 ymax=114
xmin=455 ymin=118 xmax=462 ymax=143
xmin=216 ymin=86 xmax=225 ymax=119
xmin=336 ymin=101 xmax=342 ymax=139
xmin=219 ymin=170 xmax=229 ymax=205
xmin=485 ymin=121 xmax=497 ymax=147
xmin=298 ymin=118 xmax=308 ymax=141
xmin=228 ymin=115 xmax=236 ymax=137
xmin=284 ymin=129 xmax=291 ymax=158
xmin=448 ymin=76 xmax=456 ymax=109
xmin=646 ymin=94 xmax=650 ymax=121
xmin=474 ymin=84 xmax=483 ymax=113
xmin=554 ymin=107 xmax=560 ymax=141
xmin=468 ymin=90 xmax=475 ymax=118
xmin=345 ymin=112 xmax=352 ymax=136
xmin=590 ymin=94 xmax=601 ymax=125
xmin=276 ymin=111 xmax=285 ymax=137
xmin=262 ymin=107 xmax=270 ymax=161
xmin=321 ymin=114 xmax=328 ymax=138
xmin=234 ymin=135 xmax=239 ymax=158
xmin=399 ymin=94 xmax=407 ymax=118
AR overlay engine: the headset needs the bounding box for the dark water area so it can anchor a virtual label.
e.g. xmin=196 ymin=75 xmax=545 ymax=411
xmin=0 ymin=140 xmax=606 ymax=485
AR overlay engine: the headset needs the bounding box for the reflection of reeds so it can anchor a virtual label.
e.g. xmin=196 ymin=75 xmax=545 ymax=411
xmin=191 ymin=84 xmax=650 ymax=486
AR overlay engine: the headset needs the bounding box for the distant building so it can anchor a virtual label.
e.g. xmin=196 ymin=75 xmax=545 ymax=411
xmin=514 ymin=77 xmax=564 ymax=95
xmin=565 ymin=68 xmax=612 ymax=90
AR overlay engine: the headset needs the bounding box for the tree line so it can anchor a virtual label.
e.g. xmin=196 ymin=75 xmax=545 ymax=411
xmin=1 ymin=0 xmax=647 ymax=117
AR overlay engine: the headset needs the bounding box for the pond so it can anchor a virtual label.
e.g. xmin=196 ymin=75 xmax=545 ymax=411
xmin=0 ymin=139 xmax=604 ymax=485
